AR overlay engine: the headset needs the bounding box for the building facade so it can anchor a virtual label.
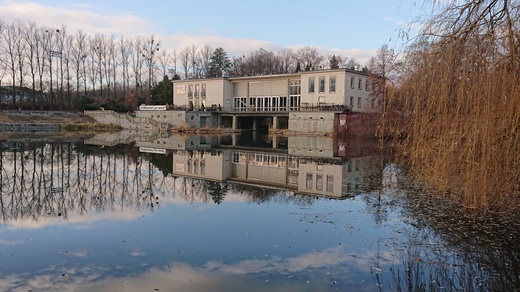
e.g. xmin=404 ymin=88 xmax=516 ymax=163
xmin=172 ymin=68 xmax=379 ymax=114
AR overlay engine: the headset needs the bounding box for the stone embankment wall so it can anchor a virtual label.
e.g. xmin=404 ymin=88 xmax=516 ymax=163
xmin=135 ymin=110 xmax=186 ymax=127
xmin=288 ymin=112 xmax=337 ymax=133
xmin=84 ymin=110 xmax=168 ymax=131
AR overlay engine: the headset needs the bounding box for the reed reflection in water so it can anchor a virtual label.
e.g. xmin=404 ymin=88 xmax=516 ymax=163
xmin=0 ymin=137 xmax=517 ymax=291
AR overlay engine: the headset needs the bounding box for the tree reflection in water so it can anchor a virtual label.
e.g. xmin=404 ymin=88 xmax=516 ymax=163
xmin=0 ymin=139 xmax=518 ymax=291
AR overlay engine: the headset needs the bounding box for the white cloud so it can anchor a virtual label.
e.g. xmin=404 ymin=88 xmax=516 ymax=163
xmin=0 ymin=1 xmax=154 ymax=36
xmin=0 ymin=245 xmax=392 ymax=291
xmin=0 ymin=1 xmax=375 ymax=62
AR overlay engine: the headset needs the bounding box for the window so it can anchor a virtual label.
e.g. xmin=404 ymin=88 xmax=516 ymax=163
xmin=372 ymin=99 xmax=376 ymax=108
xmin=316 ymin=174 xmax=323 ymax=190
xmin=350 ymin=96 xmax=354 ymax=107
xmin=232 ymin=151 xmax=246 ymax=164
xmin=234 ymin=97 xmax=247 ymax=111
xmin=308 ymin=77 xmax=315 ymax=93
xmin=289 ymin=80 xmax=301 ymax=111
xmin=200 ymin=161 xmax=205 ymax=175
xmin=188 ymin=85 xmax=193 ymax=98
xmin=358 ymin=78 xmax=362 ymax=90
xmin=329 ymin=76 xmax=336 ymax=93
xmin=195 ymin=84 xmax=199 ymax=98
xmin=319 ymin=76 xmax=325 ymax=93
xmin=358 ymin=97 xmax=362 ymax=108
xmin=290 ymin=80 xmax=301 ymax=95
xmin=326 ymin=175 xmax=334 ymax=191
xmin=201 ymin=84 xmax=206 ymax=98
xmin=365 ymin=80 xmax=369 ymax=91
xmin=350 ymin=76 xmax=355 ymax=89
xmin=306 ymin=173 xmax=313 ymax=189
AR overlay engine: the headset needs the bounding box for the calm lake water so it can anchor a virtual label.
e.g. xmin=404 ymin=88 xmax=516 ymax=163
xmin=0 ymin=132 xmax=518 ymax=291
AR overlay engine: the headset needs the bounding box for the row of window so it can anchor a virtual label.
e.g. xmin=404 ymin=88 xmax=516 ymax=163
xmin=232 ymin=152 xmax=299 ymax=169
xmin=305 ymin=173 xmax=334 ymax=192
xmin=187 ymin=84 xmax=207 ymax=99
xmin=349 ymin=96 xmax=377 ymax=109
xmin=186 ymin=159 xmax=206 ymax=175
xmin=308 ymin=76 xmax=335 ymax=94
xmin=233 ymin=96 xmax=301 ymax=111
xmin=308 ymin=75 xmax=369 ymax=94
xmin=351 ymin=76 xmax=369 ymax=91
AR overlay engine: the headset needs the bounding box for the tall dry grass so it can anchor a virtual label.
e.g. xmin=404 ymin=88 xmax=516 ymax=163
xmin=386 ymin=1 xmax=520 ymax=212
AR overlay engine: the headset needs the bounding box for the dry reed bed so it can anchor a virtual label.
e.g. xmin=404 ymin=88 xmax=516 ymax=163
xmin=384 ymin=1 xmax=520 ymax=212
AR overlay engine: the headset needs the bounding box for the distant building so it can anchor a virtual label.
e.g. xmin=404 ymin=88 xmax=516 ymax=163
xmin=172 ymin=68 xmax=379 ymax=114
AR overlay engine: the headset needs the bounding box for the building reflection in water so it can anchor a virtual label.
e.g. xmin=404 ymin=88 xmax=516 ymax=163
xmin=160 ymin=134 xmax=381 ymax=199
xmin=84 ymin=131 xmax=385 ymax=199
xmin=0 ymin=134 xmax=518 ymax=291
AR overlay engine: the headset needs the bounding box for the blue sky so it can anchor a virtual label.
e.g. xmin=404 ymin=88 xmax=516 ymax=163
xmin=0 ymin=0 xmax=425 ymax=64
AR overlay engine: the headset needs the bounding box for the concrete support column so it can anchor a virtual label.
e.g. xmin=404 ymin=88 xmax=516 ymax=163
xmin=252 ymin=118 xmax=258 ymax=131
xmin=232 ymin=115 xmax=237 ymax=130
xmin=273 ymin=116 xmax=278 ymax=130
xmin=272 ymin=135 xmax=278 ymax=149
xmin=231 ymin=133 xmax=237 ymax=146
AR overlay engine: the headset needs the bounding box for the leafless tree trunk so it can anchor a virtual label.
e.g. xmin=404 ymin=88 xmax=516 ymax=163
xmin=118 ymin=36 xmax=132 ymax=101
xmin=70 ymin=30 xmax=88 ymax=102
xmin=130 ymin=36 xmax=145 ymax=96
xmin=1 ymin=22 xmax=18 ymax=108
xmin=188 ymin=43 xmax=198 ymax=78
xmin=179 ymin=46 xmax=190 ymax=79
xmin=199 ymin=44 xmax=212 ymax=78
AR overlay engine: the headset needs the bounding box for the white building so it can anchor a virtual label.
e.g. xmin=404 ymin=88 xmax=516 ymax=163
xmin=173 ymin=68 xmax=379 ymax=113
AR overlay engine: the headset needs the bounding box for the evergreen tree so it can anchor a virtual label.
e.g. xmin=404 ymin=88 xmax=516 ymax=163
xmin=207 ymin=47 xmax=231 ymax=78
xmin=295 ymin=62 xmax=302 ymax=73
xmin=150 ymin=75 xmax=174 ymax=105
xmin=329 ymin=55 xmax=340 ymax=69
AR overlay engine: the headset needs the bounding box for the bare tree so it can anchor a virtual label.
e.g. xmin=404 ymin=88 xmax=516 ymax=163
xmin=199 ymin=44 xmax=212 ymax=78
xmin=141 ymin=35 xmax=160 ymax=104
xmin=90 ymin=34 xmax=106 ymax=101
xmin=295 ymin=46 xmax=324 ymax=71
xmin=13 ymin=21 xmax=29 ymax=108
xmin=130 ymin=36 xmax=145 ymax=95
xmin=23 ymin=22 xmax=40 ymax=109
xmin=188 ymin=43 xmax=198 ymax=78
xmin=345 ymin=57 xmax=360 ymax=70
xmin=157 ymin=50 xmax=171 ymax=79
xmin=1 ymin=22 xmax=18 ymax=107
xmin=70 ymin=30 xmax=88 ymax=102
xmin=105 ymin=34 xmax=117 ymax=101
xmin=118 ymin=36 xmax=132 ymax=99
xmin=367 ymin=44 xmax=400 ymax=112
xmin=277 ymin=48 xmax=296 ymax=73
xmin=179 ymin=46 xmax=190 ymax=79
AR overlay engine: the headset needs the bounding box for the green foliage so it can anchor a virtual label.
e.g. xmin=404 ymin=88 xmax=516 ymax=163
xmin=207 ymin=181 xmax=229 ymax=204
xmin=208 ymin=47 xmax=231 ymax=78
xmin=150 ymin=75 xmax=173 ymax=105
xmin=329 ymin=55 xmax=340 ymax=69
xmin=295 ymin=62 xmax=302 ymax=73
xmin=149 ymin=152 xmax=173 ymax=177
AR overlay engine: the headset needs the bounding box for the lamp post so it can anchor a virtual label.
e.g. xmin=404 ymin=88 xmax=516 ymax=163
xmin=50 ymin=50 xmax=62 ymax=109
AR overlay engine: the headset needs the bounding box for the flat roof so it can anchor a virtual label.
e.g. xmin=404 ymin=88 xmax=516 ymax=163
xmin=172 ymin=68 xmax=369 ymax=84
